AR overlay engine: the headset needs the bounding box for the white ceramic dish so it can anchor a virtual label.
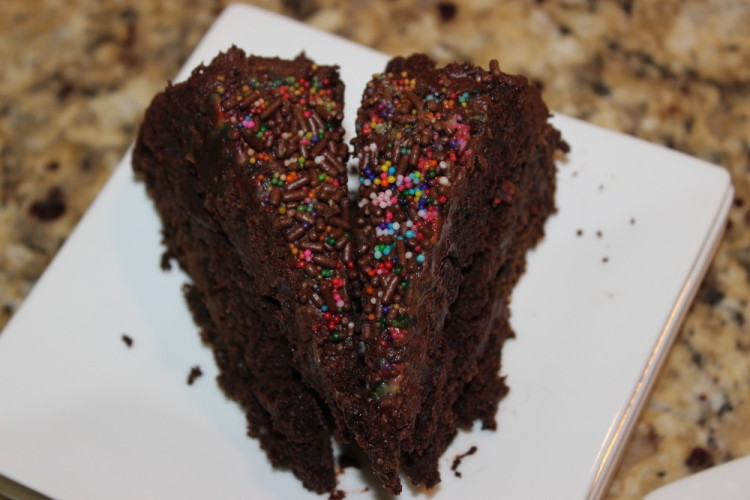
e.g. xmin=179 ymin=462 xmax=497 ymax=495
xmin=0 ymin=4 xmax=733 ymax=500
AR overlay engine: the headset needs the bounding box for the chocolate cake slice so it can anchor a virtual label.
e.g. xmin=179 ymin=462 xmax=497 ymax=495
xmin=350 ymin=54 xmax=567 ymax=491
xmin=133 ymin=47 xmax=566 ymax=496
xmin=132 ymin=47 xmax=357 ymax=493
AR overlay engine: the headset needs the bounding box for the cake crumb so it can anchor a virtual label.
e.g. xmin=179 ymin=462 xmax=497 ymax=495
xmin=187 ymin=365 xmax=203 ymax=385
xmin=121 ymin=334 xmax=133 ymax=347
xmin=602 ymin=257 xmax=609 ymax=263
xmin=28 ymin=186 xmax=66 ymax=222
xmin=630 ymin=217 xmax=636 ymax=225
xmin=328 ymin=489 xmax=346 ymax=500
xmin=576 ymin=229 xmax=583 ymax=236
xmin=451 ymin=445 xmax=478 ymax=478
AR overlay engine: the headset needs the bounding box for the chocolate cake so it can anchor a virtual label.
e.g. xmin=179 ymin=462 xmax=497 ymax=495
xmin=133 ymin=47 xmax=354 ymax=493
xmin=349 ymin=54 xmax=566 ymax=490
xmin=132 ymin=47 xmax=566 ymax=496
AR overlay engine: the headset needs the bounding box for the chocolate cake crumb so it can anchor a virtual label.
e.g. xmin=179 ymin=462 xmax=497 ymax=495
xmin=656 ymin=470 xmax=666 ymax=477
xmin=602 ymin=257 xmax=609 ymax=263
xmin=596 ymin=230 xmax=603 ymax=238
xmin=451 ymin=445 xmax=478 ymax=477
xmin=121 ymin=334 xmax=133 ymax=347
xmin=187 ymin=365 xmax=203 ymax=385
xmin=328 ymin=489 xmax=346 ymax=500
xmin=630 ymin=217 xmax=636 ymax=224
xmin=576 ymin=229 xmax=583 ymax=236
xmin=28 ymin=187 xmax=66 ymax=221
xmin=160 ymin=251 xmax=174 ymax=271
xmin=685 ymin=446 xmax=714 ymax=471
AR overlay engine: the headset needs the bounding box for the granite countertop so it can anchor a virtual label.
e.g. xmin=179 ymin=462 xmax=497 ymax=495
xmin=1 ymin=0 xmax=749 ymax=498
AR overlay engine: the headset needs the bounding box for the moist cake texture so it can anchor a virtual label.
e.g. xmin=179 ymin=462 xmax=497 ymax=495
xmin=133 ymin=47 xmax=567 ymax=495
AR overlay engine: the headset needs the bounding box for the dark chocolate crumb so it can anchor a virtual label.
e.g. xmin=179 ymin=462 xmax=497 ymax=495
xmin=602 ymin=257 xmax=609 ymax=263
xmin=187 ymin=365 xmax=203 ymax=385
xmin=559 ymin=24 xmax=572 ymax=35
xmin=160 ymin=251 xmax=174 ymax=271
xmin=596 ymin=230 xmax=603 ymax=238
xmin=121 ymin=334 xmax=133 ymax=347
xmin=685 ymin=446 xmax=714 ymax=471
xmin=576 ymin=229 xmax=583 ymax=236
xmin=28 ymin=187 xmax=66 ymax=221
xmin=630 ymin=218 xmax=636 ymax=224
xmin=46 ymin=160 xmax=59 ymax=171
xmin=328 ymin=489 xmax=346 ymax=500
xmin=451 ymin=445 xmax=478 ymax=477
xmin=656 ymin=470 xmax=666 ymax=478
xmin=437 ymin=2 xmax=458 ymax=21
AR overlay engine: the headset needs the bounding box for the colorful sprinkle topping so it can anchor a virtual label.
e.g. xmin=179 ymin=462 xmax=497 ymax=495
xmin=210 ymin=63 xmax=355 ymax=344
xmin=354 ymin=70 xmax=475 ymax=401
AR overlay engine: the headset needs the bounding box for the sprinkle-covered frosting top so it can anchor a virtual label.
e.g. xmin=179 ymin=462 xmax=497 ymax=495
xmin=354 ymin=70 xmax=476 ymax=402
xmin=208 ymin=60 xmax=355 ymax=345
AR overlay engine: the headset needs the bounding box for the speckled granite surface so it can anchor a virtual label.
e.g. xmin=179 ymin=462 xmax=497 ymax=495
xmin=1 ymin=1 xmax=749 ymax=498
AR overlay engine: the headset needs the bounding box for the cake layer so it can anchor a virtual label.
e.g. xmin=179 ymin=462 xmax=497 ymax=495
xmin=350 ymin=54 xmax=567 ymax=492
xmin=133 ymin=47 xmax=356 ymax=493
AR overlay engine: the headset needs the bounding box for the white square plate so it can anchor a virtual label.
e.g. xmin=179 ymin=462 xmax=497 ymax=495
xmin=0 ymin=4 xmax=733 ymax=500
